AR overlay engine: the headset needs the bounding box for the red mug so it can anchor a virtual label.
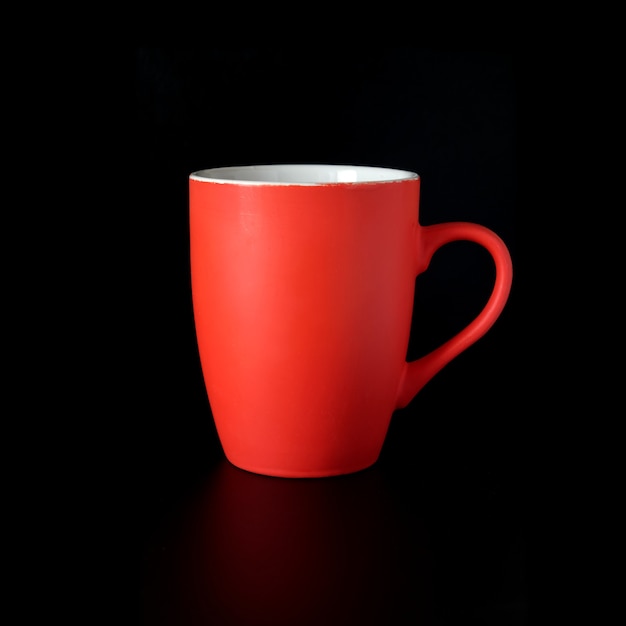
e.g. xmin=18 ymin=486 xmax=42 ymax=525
xmin=189 ymin=164 xmax=513 ymax=478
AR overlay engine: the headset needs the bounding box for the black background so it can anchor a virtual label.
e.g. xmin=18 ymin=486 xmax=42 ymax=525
xmin=137 ymin=49 xmax=524 ymax=625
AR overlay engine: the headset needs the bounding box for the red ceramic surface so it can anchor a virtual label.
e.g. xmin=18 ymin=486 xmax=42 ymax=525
xmin=189 ymin=165 xmax=512 ymax=477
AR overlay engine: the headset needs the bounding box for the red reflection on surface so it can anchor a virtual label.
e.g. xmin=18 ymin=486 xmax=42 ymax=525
xmin=143 ymin=460 xmax=431 ymax=626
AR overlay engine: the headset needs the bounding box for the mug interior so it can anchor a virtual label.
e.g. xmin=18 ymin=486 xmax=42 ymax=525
xmin=189 ymin=164 xmax=419 ymax=185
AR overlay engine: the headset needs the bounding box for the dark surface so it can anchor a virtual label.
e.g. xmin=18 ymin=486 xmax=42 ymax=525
xmin=136 ymin=49 xmax=525 ymax=625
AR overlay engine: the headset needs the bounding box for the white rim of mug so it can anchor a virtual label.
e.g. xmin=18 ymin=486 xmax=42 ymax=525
xmin=189 ymin=164 xmax=420 ymax=186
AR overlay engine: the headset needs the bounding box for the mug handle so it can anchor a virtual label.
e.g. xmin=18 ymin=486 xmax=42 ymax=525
xmin=395 ymin=222 xmax=513 ymax=409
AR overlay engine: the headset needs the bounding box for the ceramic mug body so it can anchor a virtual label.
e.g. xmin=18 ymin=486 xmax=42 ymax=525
xmin=189 ymin=165 xmax=512 ymax=477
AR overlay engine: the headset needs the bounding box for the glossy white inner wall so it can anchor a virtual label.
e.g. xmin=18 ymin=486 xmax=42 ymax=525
xmin=190 ymin=164 xmax=419 ymax=185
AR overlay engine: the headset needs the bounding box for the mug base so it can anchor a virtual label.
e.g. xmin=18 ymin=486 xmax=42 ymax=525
xmin=223 ymin=454 xmax=379 ymax=479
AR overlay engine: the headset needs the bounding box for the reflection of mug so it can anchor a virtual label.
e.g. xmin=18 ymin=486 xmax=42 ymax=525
xmin=168 ymin=461 xmax=432 ymax=625
xmin=189 ymin=164 xmax=513 ymax=477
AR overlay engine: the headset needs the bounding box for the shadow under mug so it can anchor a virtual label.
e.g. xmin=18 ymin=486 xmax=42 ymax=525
xmin=189 ymin=164 xmax=513 ymax=478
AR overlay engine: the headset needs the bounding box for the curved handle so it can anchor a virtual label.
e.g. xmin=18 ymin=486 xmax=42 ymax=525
xmin=395 ymin=222 xmax=513 ymax=409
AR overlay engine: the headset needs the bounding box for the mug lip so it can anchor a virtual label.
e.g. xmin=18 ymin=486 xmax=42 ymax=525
xmin=189 ymin=164 xmax=419 ymax=186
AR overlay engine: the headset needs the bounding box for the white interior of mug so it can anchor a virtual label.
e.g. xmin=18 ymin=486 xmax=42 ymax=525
xmin=190 ymin=164 xmax=419 ymax=185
